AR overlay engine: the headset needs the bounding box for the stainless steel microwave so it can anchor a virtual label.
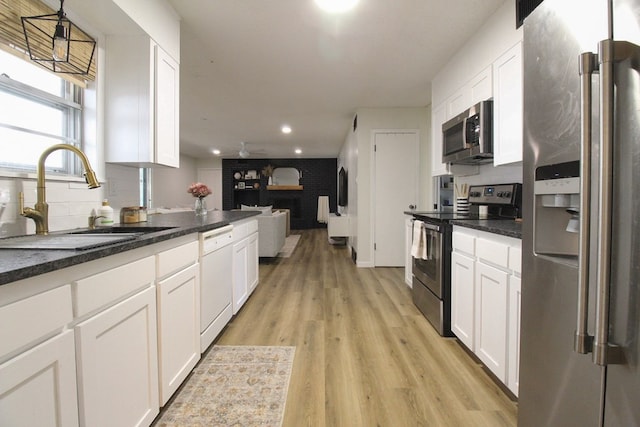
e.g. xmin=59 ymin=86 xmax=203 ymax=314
xmin=442 ymin=100 xmax=493 ymax=164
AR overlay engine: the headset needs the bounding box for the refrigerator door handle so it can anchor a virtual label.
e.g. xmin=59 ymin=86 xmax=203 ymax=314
xmin=592 ymin=40 xmax=640 ymax=366
xmin=574 ymin=51 xmax=597 ymax=355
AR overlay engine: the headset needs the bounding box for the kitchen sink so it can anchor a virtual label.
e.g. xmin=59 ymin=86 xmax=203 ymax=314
xmin=0 ymin=233 xmax=142 ymax=251
xmin=70 ymin=226 xmax=176 ymax=235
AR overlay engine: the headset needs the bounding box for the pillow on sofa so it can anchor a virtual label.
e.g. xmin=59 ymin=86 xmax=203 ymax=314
xmin=241 ymin=204 xmax=272 ymax=216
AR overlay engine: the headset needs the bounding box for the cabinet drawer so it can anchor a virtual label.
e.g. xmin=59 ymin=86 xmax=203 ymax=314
xmin=247 ymin=219 xmax=258 ymax=234
xmin=453 ymin=231 xmax=476 ymax=256
xmin=74 ymin=256 xmax=155 ymax=317
xmin=157 ymin=241 xmax=198 ymax=279
xmin=0 ymin=285 xmax=72 ymax=358
xmin=477 ymin=238 xmax=509 ymax=268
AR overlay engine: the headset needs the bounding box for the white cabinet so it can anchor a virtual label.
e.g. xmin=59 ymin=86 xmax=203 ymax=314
xmin=75 ymin=286 xmax=159 ymax=427
xmin=451 ymin=226 xmax=521 ymax=395
xmin=328 ymin=213 xmax=349 ymax=238
xmin=232 ymin=219 xmax=259 ymax=314
xmin=508 ymin=275 xmax=521 ymax=396
xmin=105 ymin=35 xmax=180 ymax=167
xmin=247 ymin=231 xmax=259 ymax=294
xmin=469 ymin=66 xmax=493 ymax=106
xmin=156 ymin=241 xmax=200 ymax=406
xmin=475 ymin=261 xmax=509 ymax=381
xmin=0 ymin=331 xmax=79 ymax=427
xmin=451 ymin=251 xmax=475 ymax=350
xmin=492 ymin=41 xmax=523 ymax=166
xmin=0 ymin=285 xmax=78 ymax=427
xmin=404 ymin=217 xmax=413 ymax=286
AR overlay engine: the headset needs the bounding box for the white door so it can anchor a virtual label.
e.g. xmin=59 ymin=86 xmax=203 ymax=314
xmin=373 ymin=131 xmax=419 ymax=266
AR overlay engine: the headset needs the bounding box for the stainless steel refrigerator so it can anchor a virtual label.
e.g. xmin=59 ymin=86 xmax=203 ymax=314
xmin=520 ymin=0 xmax=640 ymax=425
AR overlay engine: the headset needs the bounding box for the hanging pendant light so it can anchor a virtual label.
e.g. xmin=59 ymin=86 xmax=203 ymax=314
xmin=21 ymin=0 xmax=96 ymax=76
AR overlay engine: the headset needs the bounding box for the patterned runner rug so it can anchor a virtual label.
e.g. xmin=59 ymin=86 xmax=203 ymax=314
xmin=154 ymin=345 xmax=295 ymax=427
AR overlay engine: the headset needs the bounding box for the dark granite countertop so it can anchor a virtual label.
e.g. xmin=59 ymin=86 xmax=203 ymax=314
xmin=449 ymin=219 xmax=522 ymax=239
xmin=0 ymin=210 xmax=260 ymax=286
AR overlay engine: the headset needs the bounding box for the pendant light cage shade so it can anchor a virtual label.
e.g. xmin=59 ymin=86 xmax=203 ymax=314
xmin=21 ymin=4 xmax=96 ymax=78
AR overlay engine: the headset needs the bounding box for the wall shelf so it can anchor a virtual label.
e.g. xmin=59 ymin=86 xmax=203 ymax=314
xmin=267 ymin=185 xmax=303 ymax=191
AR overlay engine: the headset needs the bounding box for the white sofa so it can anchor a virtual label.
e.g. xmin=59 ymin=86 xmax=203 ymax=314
xmin=255 ymin=211 xmax=287 ymax=257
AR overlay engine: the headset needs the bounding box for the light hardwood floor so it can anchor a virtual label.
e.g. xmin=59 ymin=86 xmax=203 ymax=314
xmin=216 ymin=229 xmax=517 ymax=427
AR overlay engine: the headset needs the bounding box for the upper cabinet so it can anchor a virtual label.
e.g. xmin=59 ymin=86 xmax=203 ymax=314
xmin=492 ymin=42 xmax=523 ymax=166
xmin=105 ymin=36 xmax=180 ymax=167
xmin=430 ymin=1 xmax=522 ymax=176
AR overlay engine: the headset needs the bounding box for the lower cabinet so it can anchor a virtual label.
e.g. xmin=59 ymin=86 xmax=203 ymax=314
xmin=404 ymin=217 xmax=413 ymax=286
xmin=157 ymin=263 xmax=200 ymax=405
xmin=232 ymin=219 xmax=259 ymax=314
xmin=75 ymin=286 xmax=159 ymax=427
xmin=475 ymin=261 xmax=509 ymax=381
xmin=451 ymin=251 xmax=475 ymax=350
xmin=0 ymin=330 xmax=79 ymax=427
xmin=156 ymin=241 xmax=200 ymax=406
xmin=451 ymin=226 xmax=521 ymax=396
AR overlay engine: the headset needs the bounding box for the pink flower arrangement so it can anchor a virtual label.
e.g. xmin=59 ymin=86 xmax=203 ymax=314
xmin=187 ymin=182 xmax=212 ymax=198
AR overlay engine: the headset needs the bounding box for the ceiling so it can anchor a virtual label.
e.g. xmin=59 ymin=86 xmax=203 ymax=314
xmin=166 ymin=0 xmax=506 ymax=159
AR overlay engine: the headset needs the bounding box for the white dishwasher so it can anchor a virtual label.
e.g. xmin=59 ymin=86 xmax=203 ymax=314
xmin=199 ymin=224 xmax=234 ymax=353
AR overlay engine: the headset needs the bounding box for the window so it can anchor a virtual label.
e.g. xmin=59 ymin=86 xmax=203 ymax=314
xmin=0 ymin=49 xmax=84 ymax=175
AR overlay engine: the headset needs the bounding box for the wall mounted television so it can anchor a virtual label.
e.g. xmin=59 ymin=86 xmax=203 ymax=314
xmin=338 ymin=167 xmax=348 ymax=207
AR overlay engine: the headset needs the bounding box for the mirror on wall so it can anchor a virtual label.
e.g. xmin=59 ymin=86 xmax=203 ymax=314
xmin=272 ymin=167 xmax=300 ymax=185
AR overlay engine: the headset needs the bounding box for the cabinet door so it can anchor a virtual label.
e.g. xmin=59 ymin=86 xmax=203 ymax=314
xmin=232 ymin=238 xmax=249 ymax=314
xmin=155 ymin=45 xmax=180 ymax=167
xmin=247 ymin=232 xmax=259 ymax=294
xmin=157 ymin=263 xmax=200 ymax=406
xmin=0 ymin=331 xmax=78 ymax=427
xmin=475 ymin=262 xmax=509 ymax=381
xmin=493 ymin=41 xmax=523 ymax=165
xmin=469 ymin=66 xmax=492 ymax=105
xmin=404 ymin=218 xmax=413 ymax=286
xmin=451 ymin=251 xmax=476 ymax=350
xmin=508 ymin=275 xmax=521 ymax=396
xmin=75 ymin=287 xmax=159 ymax=427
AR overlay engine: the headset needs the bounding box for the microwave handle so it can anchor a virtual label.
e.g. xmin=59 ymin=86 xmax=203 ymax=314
xmin=461 ymin=116 xmax=471 ymax=148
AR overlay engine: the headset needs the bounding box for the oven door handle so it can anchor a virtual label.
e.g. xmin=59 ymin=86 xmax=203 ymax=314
xmin=421 ymin=222 xmax=440 ymax=232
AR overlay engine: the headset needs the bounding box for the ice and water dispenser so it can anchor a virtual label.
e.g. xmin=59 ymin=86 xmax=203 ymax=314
xmin=534 ymin=161 xmax=580 ymax=257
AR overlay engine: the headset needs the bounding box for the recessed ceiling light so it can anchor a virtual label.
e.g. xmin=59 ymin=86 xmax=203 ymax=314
xmin=314 ymin=0 xmax=359 ymax=13
xmin=281 ymin=125 xmax=292 ymax=134
xmin=295 ymin=148 xmax=302 ymax=154
xmin=212 ymin=149 xmax=221 ymax=155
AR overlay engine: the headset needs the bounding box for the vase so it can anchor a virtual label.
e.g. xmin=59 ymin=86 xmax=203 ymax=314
xmin=194 ymin=197 xmax=207 ymax=216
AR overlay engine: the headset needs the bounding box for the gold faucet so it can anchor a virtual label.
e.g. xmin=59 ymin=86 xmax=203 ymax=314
xmin=20 ymin=144 xmax=101 ymax=235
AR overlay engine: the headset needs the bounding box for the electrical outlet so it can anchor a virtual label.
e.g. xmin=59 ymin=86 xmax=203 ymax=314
xmin=0 ymin=189 xmax=10 ymax=203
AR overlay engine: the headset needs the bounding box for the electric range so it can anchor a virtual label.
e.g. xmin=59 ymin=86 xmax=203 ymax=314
xmin=408 ymin=183 xmax=522 ymax=336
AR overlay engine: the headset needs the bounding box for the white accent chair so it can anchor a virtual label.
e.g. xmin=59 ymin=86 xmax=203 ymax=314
xmin=239 ymin=205 xmax=287 ymax=257
xmin=255 ymin=211 xmax=287 ymax=257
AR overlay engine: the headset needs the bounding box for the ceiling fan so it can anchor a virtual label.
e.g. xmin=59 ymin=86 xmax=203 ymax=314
xmin=216 ymin=141 xmax=266 ymax=159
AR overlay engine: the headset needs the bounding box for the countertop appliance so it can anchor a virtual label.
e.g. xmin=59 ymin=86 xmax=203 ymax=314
xmin=520 ymin=0 xmax=640 ymax=425
xmin=442 ymin=100 xmax=493 ymax=164
xmin=409 ymin=183 xmax=521 ymax=337
xmin=199 ymin=224 xmax=234 ymax=352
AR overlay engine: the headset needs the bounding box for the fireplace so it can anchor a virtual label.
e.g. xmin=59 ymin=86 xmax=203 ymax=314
xmin=271 ymin=198 xmax=302 ymax=218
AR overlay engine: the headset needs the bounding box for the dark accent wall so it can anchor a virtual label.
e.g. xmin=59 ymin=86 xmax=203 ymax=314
xmin=222 ymin=158 xmax=337 ymax=229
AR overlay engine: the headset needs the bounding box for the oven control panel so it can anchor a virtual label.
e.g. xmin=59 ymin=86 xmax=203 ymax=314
xmin=468 ymin=183 xmax=522 ymax=206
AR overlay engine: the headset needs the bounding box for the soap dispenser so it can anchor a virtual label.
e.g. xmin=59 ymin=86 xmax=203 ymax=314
xmin=98 ymin=199 xmax=114 ymax=226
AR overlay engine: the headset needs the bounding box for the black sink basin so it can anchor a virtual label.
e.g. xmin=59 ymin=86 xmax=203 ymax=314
xmin=71 ymin=226 xmax=176 ymax=235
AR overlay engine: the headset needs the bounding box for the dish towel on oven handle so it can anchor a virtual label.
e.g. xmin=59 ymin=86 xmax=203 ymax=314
xmin=411 ymin=220 xmax=434 ymax=260
xmin=411 ymin=220 xmax=429 ymax=260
